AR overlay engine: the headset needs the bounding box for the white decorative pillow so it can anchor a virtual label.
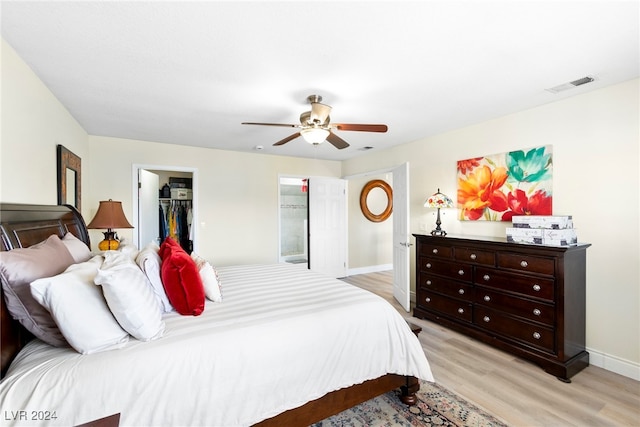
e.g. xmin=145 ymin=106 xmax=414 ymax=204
xmin=61 ymin=232 xmax=92 ymax=263
xmin=114 ymin=238 xmax=139 ymax=260
xmin=135 ymin=243 xmax=174 ymax=312
xmin=30 ymin=255 xmax=130 ymax=354
xmin=95 ymin=251 xmax=165 ymax=342
xmin=191 ymin=252 xmax=223 ymax=303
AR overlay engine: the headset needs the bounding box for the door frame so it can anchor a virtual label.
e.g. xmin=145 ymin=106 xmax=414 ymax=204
xmin=131 ymin=164 xmax=199 ymax=250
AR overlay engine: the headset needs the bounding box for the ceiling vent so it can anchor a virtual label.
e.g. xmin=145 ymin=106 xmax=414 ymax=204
xmin=546 ymin=76 xmax=596 ymax=94
xmin=358 ymin=146 xmax=375 ymax=151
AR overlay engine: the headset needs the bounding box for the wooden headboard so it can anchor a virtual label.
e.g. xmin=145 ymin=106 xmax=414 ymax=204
xmin=0 ymin=203 xmax=90 ymax=377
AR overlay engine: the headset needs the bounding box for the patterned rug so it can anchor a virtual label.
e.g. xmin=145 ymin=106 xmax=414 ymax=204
xmin=312 ymin=381 xmax=508 ymax=427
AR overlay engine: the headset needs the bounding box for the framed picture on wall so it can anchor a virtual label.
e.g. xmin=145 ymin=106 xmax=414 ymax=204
xmin=457 ymin=145 xmax=552 ymax=221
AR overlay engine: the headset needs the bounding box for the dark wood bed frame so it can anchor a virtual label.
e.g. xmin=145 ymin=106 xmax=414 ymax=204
xmin=0 ymin=203 xmax=419 ymax=427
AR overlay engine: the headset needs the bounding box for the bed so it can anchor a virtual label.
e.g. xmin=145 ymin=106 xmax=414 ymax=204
xmin=0 ymin=203 xmax=433 ymax=426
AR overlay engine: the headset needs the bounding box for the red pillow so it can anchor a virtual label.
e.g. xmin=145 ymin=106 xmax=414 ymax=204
xmin=159 ymin=238 xmax=205 ymax=316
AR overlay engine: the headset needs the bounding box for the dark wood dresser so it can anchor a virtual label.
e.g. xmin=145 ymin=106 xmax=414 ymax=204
xmin=413 ymin=233 xmax=590 ymax=381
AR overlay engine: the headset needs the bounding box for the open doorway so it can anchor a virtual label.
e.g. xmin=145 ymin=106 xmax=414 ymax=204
xmin=278 ymin=176 xmax=309 ymax=265
xmin=132 ymin=164 xmax=198 ymax=252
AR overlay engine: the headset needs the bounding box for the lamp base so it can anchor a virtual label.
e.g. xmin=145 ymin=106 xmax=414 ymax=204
xmin=431 ymin=207 xmax=447 ymax=236
xmin=98 ymin=231 xmax=120 ymax=251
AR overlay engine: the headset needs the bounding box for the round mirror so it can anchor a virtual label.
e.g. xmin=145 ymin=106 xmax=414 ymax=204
xmin=360 ymin=180 xmax=392 ymax=222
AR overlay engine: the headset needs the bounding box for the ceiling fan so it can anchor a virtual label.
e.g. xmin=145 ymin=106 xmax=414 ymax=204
xmin=241 ymin=95 xmax=388 ymax=149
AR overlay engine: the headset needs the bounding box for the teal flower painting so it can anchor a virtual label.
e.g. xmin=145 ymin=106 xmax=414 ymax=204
xmin=457 ymin=145 xmax=553 ymax=221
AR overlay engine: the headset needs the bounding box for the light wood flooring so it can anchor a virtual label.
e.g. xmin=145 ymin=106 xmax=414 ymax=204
xmin=341 ymin=270 xmax=640 ymax=427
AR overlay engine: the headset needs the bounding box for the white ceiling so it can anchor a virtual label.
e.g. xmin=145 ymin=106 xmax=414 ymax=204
xmin=2 ymin=1 xmax=638 ymax=161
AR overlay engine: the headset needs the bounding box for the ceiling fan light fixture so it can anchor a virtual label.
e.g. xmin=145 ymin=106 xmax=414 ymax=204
xmin=300 ymin=128 xmax=330 ymax=145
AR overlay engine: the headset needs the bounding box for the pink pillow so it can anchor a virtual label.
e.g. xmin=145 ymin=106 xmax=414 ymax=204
xmin=0 ymin=235 xmax=75 ymax=346
xmin=158 ymin=238 xmax=205 ymax=316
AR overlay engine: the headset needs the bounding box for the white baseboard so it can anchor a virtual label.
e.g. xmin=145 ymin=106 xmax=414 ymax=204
xmin=587 ymin=347 xmax=640 ymax=381
xmin=347 ymin=264 xmax=393 ymax=276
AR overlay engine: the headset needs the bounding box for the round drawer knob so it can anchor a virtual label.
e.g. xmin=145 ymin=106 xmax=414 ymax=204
xmin=533 ymin=332 xmax=541 ymax=340
xmin=533 ymin=308 xmax=541 ymax=316
xmin=458 ymin=308 xmax=465 ymax=314
xmin=533 ymin=284 xmax=541 ymax=292
xmin=425 ymin=297 xmax=431 ymax=303
xmin=426 ymin=263 xmax=432 ymax=269
xmin=458 ymin=269 xmax=465 ymax=276
xmin=483 ymin=316 xmax=490 ymax=322
xmin=470 ymin=253 xmax=477 ymax=260
xmin=426 ymin=280 xmax=432 ymax=285
xmin=432 ymin=248 xmax=438 ymax=254
xmin=520 ymin=260 xmax=529 ymax=268
xmin=483 ymin=295 xmax=491 ymax=302
xmin=458 ymin=288 xmax=465 ymax=295
xmin=483 ymin=274 xmax=490 ymax=281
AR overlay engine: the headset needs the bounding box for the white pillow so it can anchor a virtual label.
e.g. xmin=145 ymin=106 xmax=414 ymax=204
xmin=95 ymin=251 xmax=165 ymax=341
xmin=191 ymin=252 xmax=223 ymax=303
xmin=135 ymin=243 xmax=174 ymax=313
xmin=30 ymin=255 xmax=130 ymax=354
xmin=102 ymin=237 xmax=140 ymax=260
xmin=61 ymin=232 xmax=92 ymax=263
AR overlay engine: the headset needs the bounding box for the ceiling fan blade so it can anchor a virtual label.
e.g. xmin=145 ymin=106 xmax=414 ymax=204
xmin=333 ymin=123 xmax=388 ymax=133
xmin=310 ymin=102 xmax=332 ymax=124
xmin=273 ymin=132 xmax=301 ymax=146
xmin=326 ymin=132 xmax=350 ymax=149
xmin=242 ymin=122 xmax=298 ymax=128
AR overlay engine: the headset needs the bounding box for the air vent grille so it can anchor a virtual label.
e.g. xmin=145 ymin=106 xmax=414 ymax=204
xmin=546 ymin=75 xmax=596 ymax=94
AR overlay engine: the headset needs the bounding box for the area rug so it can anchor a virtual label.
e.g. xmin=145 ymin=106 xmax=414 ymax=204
xmin=313 ymin=380 xmax=509 ymax=427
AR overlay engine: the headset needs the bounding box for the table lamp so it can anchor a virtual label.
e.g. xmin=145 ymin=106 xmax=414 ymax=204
xmin=87 ymin=199 xmax=133 ymax=250
xmin=424 ymin=189 xmax=454 ymax=236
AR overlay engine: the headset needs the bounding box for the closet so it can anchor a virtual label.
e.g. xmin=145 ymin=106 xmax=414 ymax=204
xmin=159 ymin=199 xmax=193 ymax=253
xmin=138 ymin=168 xmax=194 ymax=254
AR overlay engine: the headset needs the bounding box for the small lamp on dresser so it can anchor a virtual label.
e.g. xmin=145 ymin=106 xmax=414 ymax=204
xmin=87 ymin=199 xmax=133 ymax=250
xmin=424 ymin=189 xmax=454 ymax=236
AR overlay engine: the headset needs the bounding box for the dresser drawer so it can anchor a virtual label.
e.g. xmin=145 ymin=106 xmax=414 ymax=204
xmin=418 ymin=243 xmax=453 ymax=259
xmin=497 ymin=252 xmax=555 ymax=276
xmin=475 ymin=306 xmax=555 ymax=353
xmin=454 ymin=247 xmax=496 ymax=266
xmin=418 ymin=291 xmax=473 ymax=322
xmin=475 ymin=267 xmax=555 ymax=301
xmin=419 ymin=257 xmax=472 ymax=281
xmin=418 ymin=274 xmax=474 ymax=301
xmin=475 ymin=287 xmax=554 ymax=326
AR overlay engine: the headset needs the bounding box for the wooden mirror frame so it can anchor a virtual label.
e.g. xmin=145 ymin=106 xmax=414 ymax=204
xmin=360 ymin=179 xmax=393 ymax=222
xmin=56 ymin=145 xmax=81 ymax=212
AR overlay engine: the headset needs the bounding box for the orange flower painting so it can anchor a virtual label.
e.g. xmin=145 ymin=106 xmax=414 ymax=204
xmin=457 ymin=146 xmax=553 ymax=221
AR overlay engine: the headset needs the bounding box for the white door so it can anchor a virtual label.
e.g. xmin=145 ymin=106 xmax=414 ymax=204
xmin=309 ymin=177 xmax=347 ymax=278
xmin=138 ymin=169 xmax=160 ymax=247
xmin=392 ymin=162 xmax=411 ymax=312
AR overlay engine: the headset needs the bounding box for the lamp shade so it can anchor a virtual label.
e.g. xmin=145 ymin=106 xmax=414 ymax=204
xmin=300 ymin=127 xmax=330 ymax=144
xmin=86 ymin=200 xmax=133 ymax=229
xmin=424 ymin=189 xmax=454 ymax=209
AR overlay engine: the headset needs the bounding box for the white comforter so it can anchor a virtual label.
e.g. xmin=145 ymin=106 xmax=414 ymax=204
xmin=0 ymin=264 xmax=433 ymax=426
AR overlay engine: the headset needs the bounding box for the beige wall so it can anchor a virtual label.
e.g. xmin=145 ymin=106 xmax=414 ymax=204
xmin=343 ymin=78 xmax=640 ymax=379
xmin=2 ymin=35 xmax=638 ymax=379
xmin=347 ymin=173 xmax=393 ymax=271
xmin=1 ymin=39 xmax=89 ymax=210
xmin=87 ymin=136 xmax=341 ymax=266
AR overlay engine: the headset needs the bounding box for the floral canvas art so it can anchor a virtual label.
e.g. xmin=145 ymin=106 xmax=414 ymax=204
xmin=457 ymin=145 xmax=553 ymax=221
